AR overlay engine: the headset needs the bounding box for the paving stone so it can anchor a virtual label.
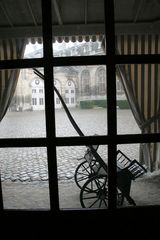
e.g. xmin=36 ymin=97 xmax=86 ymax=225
xmin=0 ymin=109 xmax=140 ymax=182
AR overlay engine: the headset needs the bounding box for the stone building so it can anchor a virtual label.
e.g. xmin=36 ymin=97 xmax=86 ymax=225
xmin=11 ymin=41 xmax=126 ymax=111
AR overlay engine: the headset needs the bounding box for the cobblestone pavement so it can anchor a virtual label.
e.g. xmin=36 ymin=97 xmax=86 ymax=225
xmin=0 ymin=108 xmax=140 ymax=183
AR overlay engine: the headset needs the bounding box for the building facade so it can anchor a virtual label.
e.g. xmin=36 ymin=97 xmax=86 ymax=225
xmin=10 ymin=41 xmax=126 ymax=111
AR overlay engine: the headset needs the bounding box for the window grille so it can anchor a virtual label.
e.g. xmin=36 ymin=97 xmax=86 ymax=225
xmin=0 ymin=0 xmax=160 ymax=223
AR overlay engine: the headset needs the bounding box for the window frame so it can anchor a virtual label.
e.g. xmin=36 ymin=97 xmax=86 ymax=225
xmin=0 ymin=0 xmax=160 ymax=223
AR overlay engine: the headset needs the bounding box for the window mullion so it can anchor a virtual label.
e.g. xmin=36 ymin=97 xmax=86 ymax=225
xmin=104 ymin=0 xmax=117 ymax=209
xmin=41 ymin=0 xmax=59 ymax=211
xmin=0 ymin=177 xmax=3 ymax=210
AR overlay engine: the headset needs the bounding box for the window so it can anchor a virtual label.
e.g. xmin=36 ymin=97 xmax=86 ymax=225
xmin=39 ymin=89 xmax=43 ymax=93
xmin=81 ymin=70 xmax=90 ymax=96
xmin=0 ymin=0 xmax=160 ymax=226
xmin=39 ymin=98 xmax=44 ymax=105
xmin=71 ymin=98 xmax=74 ymax=104
xmin=32 ymin=98 xmax=37 ymax=105
xmin=96 ymin=67 xmax=106 ymax=95
xmin=56 ymin=98 xmax=60 ymax=104
xmin=116 ymin=79 xmax=123 ymax=93
xmin=65 ymin=98 xmax=69 ymax=104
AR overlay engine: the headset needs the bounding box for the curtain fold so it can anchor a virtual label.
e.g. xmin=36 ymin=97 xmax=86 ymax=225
xmin=116 ymin=64 xmax=152 ymax=169
xmin=116 ymin=34 xmax=160 ymax=171
xmin=0 ymin=39 xmax=26 ymax=121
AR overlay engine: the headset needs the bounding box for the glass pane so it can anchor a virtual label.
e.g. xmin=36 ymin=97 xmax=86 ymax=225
xmin=115 ymin=0 xmax=160 ymax=55
xmin=0 ymin=68 xmax=46 ymax=138
xmin=24 ymin=42 xmax=43 ymax=59
xmin=25 ymin=40 xmax=104 ymax=58
xmin=58 ymin=145 xmax=108 ymax=209
xmin=1 ymin=147 xmax=50 ymax=210
xmin=52 ymin=0 xmax=105 ymax=57
xmin=54 ymin=65 xmax=107 ymax=136
xmin=0 ymin=1 xmax=43 ymax=60
xmin=53 ymin=40 xmax=104 ymax=57
xmin=117 ymin=143 xmax=160 ymax=207
xmin=117 ymin=64 xmax=160 ymax=134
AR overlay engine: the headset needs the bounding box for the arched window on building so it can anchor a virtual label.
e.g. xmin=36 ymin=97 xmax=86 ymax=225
xmin=96 ymin=67 xmax=106 ymax=95
xmin=81 ymin=69 xmax=90 ymax=96
xmin=116 ymin=77 xmax=124 ymax=93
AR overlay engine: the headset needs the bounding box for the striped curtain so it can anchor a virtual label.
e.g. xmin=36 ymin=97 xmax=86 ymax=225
xmin=116 ymin=34 xmax=160 ymax=171
xmin=0 ymin=39 xmax=26 ymax=121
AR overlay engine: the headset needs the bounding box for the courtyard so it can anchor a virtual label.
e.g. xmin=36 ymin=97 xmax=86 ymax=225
xmin=0 ymin=108 xmax=159 ymax=209
xmin=0 ymin=108 xmax=140 ymax=182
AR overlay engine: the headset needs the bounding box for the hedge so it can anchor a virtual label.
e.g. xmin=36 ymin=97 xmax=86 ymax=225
xmin=80 ymin=100 xmax=130 ymax=109
xmin=116 ymin=100 xmax=130 ymax=109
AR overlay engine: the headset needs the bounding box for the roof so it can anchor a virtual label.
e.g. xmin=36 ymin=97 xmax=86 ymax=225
xmin=0 ymin=0 xmax=160 ymax=42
